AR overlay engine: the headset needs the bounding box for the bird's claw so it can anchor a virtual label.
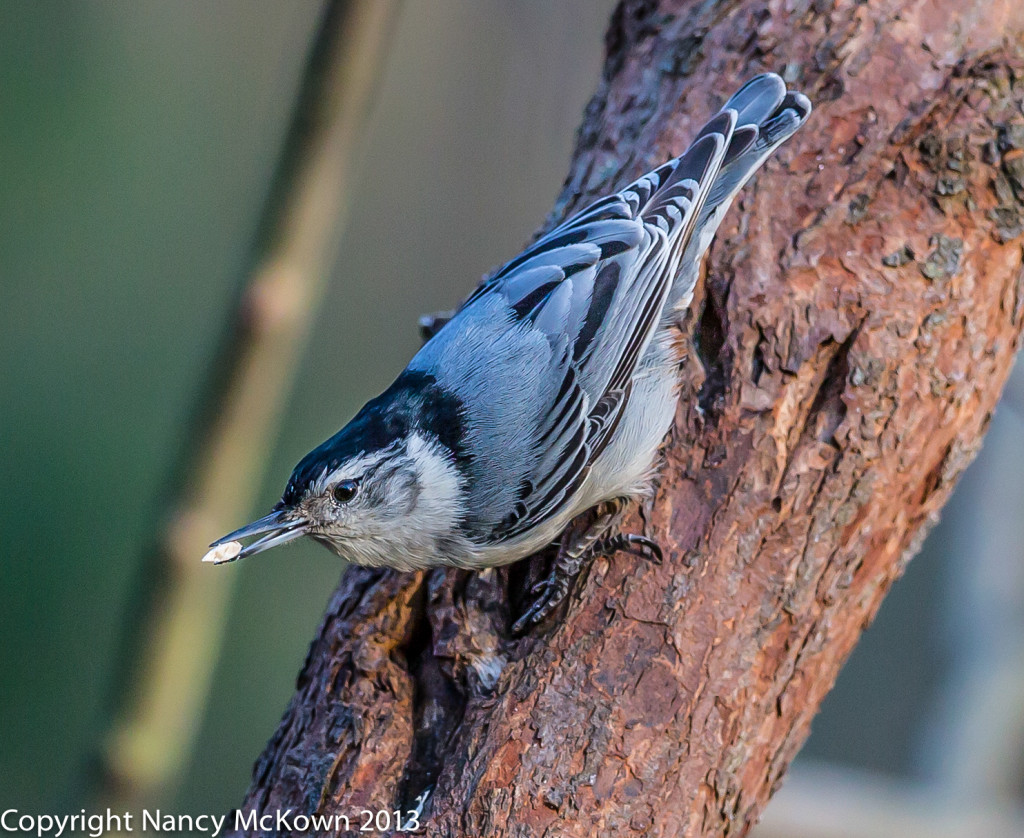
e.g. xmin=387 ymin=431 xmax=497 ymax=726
xmin=593 ymin=532 xmax=664 ymax=565
xmin=513 ymin=569 xmax=572 ymax=634
xmin=529 ymin=578 xmax=549 ymax=596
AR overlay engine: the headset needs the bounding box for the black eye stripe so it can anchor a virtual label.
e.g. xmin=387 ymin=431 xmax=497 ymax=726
xmin=332 ymin=479 xmax=359 ymax=504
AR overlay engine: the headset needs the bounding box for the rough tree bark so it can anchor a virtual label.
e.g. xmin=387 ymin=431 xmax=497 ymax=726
xmin=230 ymin=0 xmax=1024 ymax=835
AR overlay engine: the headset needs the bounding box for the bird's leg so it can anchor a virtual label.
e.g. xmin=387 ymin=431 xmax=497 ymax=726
xmin=418 ymin=311 xmax=454 ymax=343
xmin=512 ymin=500 xmax=623 ymax=634
xmin=513 ymin=498 xmax=662 ymax=633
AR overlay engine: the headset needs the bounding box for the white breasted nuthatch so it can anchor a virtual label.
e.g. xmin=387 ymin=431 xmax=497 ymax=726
xmin=206 ymin=74 xmax=811 ymax=630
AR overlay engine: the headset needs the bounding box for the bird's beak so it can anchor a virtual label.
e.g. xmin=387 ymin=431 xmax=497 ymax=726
xmin=202 ymin=508 xmax=309 ymax=564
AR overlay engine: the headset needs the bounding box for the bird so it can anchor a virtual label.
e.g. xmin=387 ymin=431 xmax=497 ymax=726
xmin=204 ymin=73 xmax=811 ymax=631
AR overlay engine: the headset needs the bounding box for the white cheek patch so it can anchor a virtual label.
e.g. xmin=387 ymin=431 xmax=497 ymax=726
xmin=299 ymin=435 xmax=465 ymax=569
xmin=407 ymin=433 xmax=463 ymax=525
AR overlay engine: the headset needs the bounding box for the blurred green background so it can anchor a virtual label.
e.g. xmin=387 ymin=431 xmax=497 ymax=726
xmin=2 ymin=1 xmax=1022 ymax=832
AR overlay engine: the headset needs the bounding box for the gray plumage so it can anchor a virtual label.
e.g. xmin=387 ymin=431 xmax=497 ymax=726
xmin=205 ymin=74 xmax=811 ymax=581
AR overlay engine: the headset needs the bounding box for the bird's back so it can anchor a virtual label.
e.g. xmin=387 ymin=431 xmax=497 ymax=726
xmin=409 ymin=73 xmax=811 ymax=554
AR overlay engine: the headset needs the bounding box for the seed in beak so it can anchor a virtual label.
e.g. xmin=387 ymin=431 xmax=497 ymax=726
xmin=202 ymin=540 xmax=243 ymax=565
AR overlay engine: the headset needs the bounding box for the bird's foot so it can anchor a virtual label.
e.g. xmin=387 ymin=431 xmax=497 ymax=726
xmin=513 ymin=499 xmax=660 ymax=633
xmin=591 ymin=532 xmax=663 ymax=564
xmin=512 ymin=562 xmax=576 ymax=634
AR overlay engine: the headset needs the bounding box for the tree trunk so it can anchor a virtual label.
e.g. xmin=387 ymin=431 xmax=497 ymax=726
xmin=231 ymin=0 xmax=1024 ymax=835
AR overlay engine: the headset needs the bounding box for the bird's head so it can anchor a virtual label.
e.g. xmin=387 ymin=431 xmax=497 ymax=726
xmin=203 ymin=373 xmax=468 ymax=569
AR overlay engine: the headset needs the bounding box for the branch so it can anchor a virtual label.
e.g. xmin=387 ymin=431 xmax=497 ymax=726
xmin=232 ymin=1 xmax=1024 ymax=835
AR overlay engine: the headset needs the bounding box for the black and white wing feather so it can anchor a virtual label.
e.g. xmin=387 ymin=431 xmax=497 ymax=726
xmin=413 ymin=74 xmax=811 ymax=545
xmin=467 ymin=117 xmax=735 ymax=543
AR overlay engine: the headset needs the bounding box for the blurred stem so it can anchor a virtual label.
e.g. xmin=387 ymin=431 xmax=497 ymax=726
xmin=95 ymin=0 xmax=401 ymax=808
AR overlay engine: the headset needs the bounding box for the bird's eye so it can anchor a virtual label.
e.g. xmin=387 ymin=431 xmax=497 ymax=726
xmin=332 ymin=479 xmax=359 ymax=504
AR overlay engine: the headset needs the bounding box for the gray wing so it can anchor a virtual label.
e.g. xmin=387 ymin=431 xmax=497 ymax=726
xmin=459 ymin=117 xmax=734 ymax=543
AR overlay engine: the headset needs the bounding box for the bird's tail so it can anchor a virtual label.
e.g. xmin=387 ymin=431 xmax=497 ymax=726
xmin=664 ymin=73 xmax=811 ymax=309
xmin=701 ymin=73 xmax=811 ymax=226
